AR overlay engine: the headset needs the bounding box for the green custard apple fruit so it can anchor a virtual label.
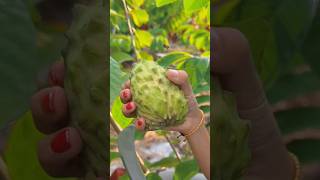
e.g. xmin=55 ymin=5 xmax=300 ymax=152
xmin=63 ymin=0 xmax=107 ymax=179
xmin=212 ymin=77 xmax=251 ymax=180
xmin=130 ymin=61 xmax=188 ymax=130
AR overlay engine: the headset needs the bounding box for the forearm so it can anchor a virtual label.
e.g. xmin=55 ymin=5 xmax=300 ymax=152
xmin=186 ymin=125 xmax=210 ymax=179
xmin=213 ymin=27 xmax=295 ymax=179
xmin=240 ymin=101 xmax=295 ymax=180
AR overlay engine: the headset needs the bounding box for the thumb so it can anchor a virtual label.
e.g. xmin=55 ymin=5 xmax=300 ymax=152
xmin=166 ymin=69 xmax=198 ymax=109
xmin=166 ymin=69 xmax=193 ymax=97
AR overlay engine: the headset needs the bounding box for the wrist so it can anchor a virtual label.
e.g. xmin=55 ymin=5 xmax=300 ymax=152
xmin=180 ymin=109 xmax=204 ymax=136
xmin=185 ymin=125 xmax=207 ymax=140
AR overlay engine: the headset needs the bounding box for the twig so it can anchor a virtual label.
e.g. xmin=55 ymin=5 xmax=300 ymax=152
xmin=121 ymin=0 xmax=140 ymax=62
xmin=165 ymin=134 xmax=181 ymax=162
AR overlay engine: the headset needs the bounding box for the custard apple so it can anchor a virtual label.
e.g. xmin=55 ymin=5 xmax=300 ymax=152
xmin=62 ymin=0 xmax=107 ymax=179
xmin=130 ymin=61 xmax=188 ymax=130
xmin=212 ymin=77 xmax=251 ymax=180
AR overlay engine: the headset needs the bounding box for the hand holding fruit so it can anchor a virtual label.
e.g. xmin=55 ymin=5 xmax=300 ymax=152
xmin=213 ymin=27 xmax=295 ymax=180
xmin=120 ymin=62 xmax=210 ymax=179
xmin=120 ymin=64 xmax=203 ymax=135
xmin=31 ymin=60 xmax=104 ymax=179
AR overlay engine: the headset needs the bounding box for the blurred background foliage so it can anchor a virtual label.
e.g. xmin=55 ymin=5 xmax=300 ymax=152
xmin=0 ymin=0 xmax=211 ymax=179
xmin=110 ymin=0 xmax=210 ymax=179
xmin=214 ymin=0 xmax=320 ymax=179
xmin=4 ymin=0 xmax=320 ymax=179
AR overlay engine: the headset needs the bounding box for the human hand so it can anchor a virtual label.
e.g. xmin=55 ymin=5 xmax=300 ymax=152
xmin=119 ymin=69 xmax=203 ymax=135
xmin=31 ymin=60 xmax=104 ymax=179
xmin=213 ymin=27 xmax=295 ymax=180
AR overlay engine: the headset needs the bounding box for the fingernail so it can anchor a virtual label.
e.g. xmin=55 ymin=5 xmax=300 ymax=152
xmin=135 ymin=118 xmax=145 ymax=130
xmin=168 ymin=69 xmax=179 ymax=78
xmin=137 ymin=119 xmax=142 ymax=126
xmin=51 ymin=129 xmax=71 ymax=153
xmin=122 ymin=90 xmax=128 ymax=99
xmin=42 ymin=91 xmax=55 ymax=113
xmin=126 ymin=102 xmax=133 ymax=110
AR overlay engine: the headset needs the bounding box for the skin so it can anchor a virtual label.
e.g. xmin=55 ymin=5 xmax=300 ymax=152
xmin=120 ymin=70 xmax=211 ymax=178
xmin=30 ymin=27 xmax=295 ymax=179
xmin=213 ymin=27 xmax=295 ymax=179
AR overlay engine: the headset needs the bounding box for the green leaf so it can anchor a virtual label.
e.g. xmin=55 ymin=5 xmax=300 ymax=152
xmin=148 ymin=156 xmax=180 ymax=168
xmin=111 ymin=97 xmax=134 ymax=129
xmin=274 ymin=0 xmax=316 ymax=45
xmin=173 ymin=159 xmax=199 ymax=180
xmin=0 ymin=0 xmax=39 ymax=127
xmin=111 ymin=50 xmax=134 ymax=63
xmin=212 ymin=0 xmax=241 ymax=25
xmin=155 ymin=0 xmax=177 ymax=7
xmin=302 ymin=3 xmax=320 ymax=77
xmin=212 ymin=79 xmax=251 ymax=179
xmin=131 ymin=9 xmax=149 ymax=27
xmin=196 ymin=95 xmax=210 ymax=105
xmin=224 ymin=0 xmax=278 ymax=23
xmin=111 ymin=35 xmax=132 ymax=53
xmin=201 ymin=51 xmax=210 ymax=57
xmin=127 ymin=0 xmax=145 ymax=8
xmin=146 ymin=172 xmax=161 ymax=180
xmin=110 ymin=57 xmax=129 ymax=104
xmin=118 ymin=125 xmax=146 ymax=179
xmin=111 ymin=9 xmax=125 ymax=18
xmin=272 ymin=0 xmax=316 ymax=75
xmin=135 ymin=30 xmax=153 ymax=48
xmin=110 ymin=151 xmax=120 ymax=161
xmin=157 ymin=52 xmax=192 ymax=68
xmin=267 ymin=71 xmax=320 ymax=104
xmin=229 ymin=17 xmax=279 ymax=88
xmin=150 ymin=35 xmax=169 ymax=52
xmin=119 ymin=173 xmax=131 ymax=180
xmin=220 ymin=0 xmax=317 ymax=88
xmin=287 ymin=139 xmax=320 ymax=164
xmin=194 ymin=83 xmax=210 ymax=94
xmin=178 ymin=58 xmax=209 ymax=89
xmin=276 ymin=108 xmax=320 ymax=135
xmin=3 ymin=112 xmax=75 ymax=180
xmin=134 ymin=130 xmax=145 ymax=140
xmin=189 ymin=29 xmax=209 ymax=46
xmin=139 ymin=51 xmax=154 ymax=61
xmin=183 ymin=0 xmax=209 ymax=14
xmin=200 ymin=106 xmax=210 ymax=114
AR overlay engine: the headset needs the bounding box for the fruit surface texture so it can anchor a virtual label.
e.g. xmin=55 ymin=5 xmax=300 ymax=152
xmin=63 ymin=0 xmax=107 ymax=179
xmin=212 ymin=78 xmax=251 ymax=180
xmin=130 ymin=61 xmax=188 ymax=130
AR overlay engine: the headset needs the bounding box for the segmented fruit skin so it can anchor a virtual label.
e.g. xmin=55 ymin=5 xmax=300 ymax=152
xmin=63 ymin=0 xmax=107 ymax=179
xmin=212 ymin=78 xmax=251 ymax=180
xmin=130 ymin=61 xmax=188 ymax=130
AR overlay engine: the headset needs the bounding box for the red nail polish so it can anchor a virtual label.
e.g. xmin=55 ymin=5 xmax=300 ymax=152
xmin=122 ymin=91 xmax=127 ymax=99
xmin=137 ymin=119 xmax=142 ymax=126
xmin=51 ymin=129 xmax=71 ymax=153
xmin=42 ymin=92 xmax=55 ymax=113
xmin=126 ymin=102 xmax=133 ymax=110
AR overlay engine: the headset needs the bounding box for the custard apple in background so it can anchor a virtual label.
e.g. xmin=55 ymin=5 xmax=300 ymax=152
xmin=62 ymin=0 xmax=107 ymax=179
xmin=130 ymin=61 xmax=188 ymax=130
xmin=212 ymin=77 xmax=251 ymax=180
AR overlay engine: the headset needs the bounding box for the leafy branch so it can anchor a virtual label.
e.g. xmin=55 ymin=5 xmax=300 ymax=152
xmin=121 ymin=0 xmax=139 ymax=62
